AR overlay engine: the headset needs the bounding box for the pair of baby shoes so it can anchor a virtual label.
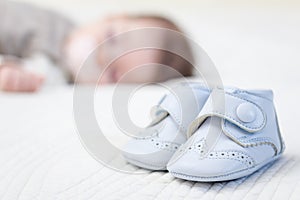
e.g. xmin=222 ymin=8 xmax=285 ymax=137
xmin=123 ymin=83 xmax=285 ymax=182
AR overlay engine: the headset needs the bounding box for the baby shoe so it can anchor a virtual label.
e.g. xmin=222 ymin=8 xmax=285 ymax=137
xmin=167 ymin=88 xmax=285 ymax=181
xmin=123 ymin=83 xmax=210 ymax=170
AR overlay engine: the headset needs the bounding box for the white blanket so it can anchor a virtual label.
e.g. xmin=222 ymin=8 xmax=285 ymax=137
xmin=1 ymin=85 xmax=300 ymax=200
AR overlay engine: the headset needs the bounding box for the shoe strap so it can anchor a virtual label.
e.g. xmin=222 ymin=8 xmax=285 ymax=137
xmin=187 ymin=88 xmax=266 ymax=137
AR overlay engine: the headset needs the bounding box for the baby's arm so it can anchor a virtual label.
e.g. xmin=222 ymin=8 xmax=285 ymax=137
xmin=0 ymin=1 xmax=74 ymax=91
xmin=0 ymin=66 xmax=44 ymax=92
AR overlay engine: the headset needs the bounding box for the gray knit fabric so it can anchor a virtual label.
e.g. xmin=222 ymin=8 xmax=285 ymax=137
xmin=0 ymin=0 xmax=75 ymax=64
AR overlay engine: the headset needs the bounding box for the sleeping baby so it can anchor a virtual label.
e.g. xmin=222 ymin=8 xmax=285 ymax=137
xmin=0 ymin=1 xmax=194 ymax=92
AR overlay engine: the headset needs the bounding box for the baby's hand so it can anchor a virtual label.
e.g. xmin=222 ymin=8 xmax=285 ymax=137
xmin=0 ymin=66 xmax=44 ymax=92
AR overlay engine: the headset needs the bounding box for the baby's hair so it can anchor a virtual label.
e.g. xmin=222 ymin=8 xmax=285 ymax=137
xmin=128 ymin=14 xmax=194 ymax=79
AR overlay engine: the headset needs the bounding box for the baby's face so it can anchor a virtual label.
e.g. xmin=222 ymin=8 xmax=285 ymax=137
xmin=66 ymin=15 xmax=168 ymax=84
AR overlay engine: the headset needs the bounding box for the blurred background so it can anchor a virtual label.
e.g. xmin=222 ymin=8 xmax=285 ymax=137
xmin=14 ymin=0 xmax=300 ymax=89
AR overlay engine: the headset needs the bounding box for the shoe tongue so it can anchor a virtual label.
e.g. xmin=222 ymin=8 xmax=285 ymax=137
xmin=189 ymin=117 xmax=223 ymax=155
xmin=189 ymin=117 xmax=220 ymax=139
xmin=158 ymin=116 xmax=185 ymax=141
xmin=139 ymin=115 xmax=184 ymax=142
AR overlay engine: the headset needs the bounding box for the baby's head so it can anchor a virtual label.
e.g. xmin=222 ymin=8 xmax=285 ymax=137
xmin=65 ymin=14 xmax=194 ymax=84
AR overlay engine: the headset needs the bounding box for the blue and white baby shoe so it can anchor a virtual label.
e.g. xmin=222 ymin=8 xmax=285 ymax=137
xmin=123 ymin=83 xmax=210 ymax=170
xmin=167 ymin=88 xmax=285 ymax=181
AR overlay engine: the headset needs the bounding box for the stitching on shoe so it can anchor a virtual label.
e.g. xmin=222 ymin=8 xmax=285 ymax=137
xmin=242 ymin=138 xmax=278 ymax=155
xmin=150 ymin=138 xmax=181 ymax=152
xmin=223 ymin=125 xmax=279 ymax=155
xmin=206 ymin=150 xmax=255 ymax=167
xmin=189 ymin=146 xmax=255 ymax=167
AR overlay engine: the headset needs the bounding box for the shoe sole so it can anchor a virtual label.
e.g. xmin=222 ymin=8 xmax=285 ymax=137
xmin=123 ymin=155 xmax=167 ymax=171
xmin=169 ymin=154 xmax=282 ymax=182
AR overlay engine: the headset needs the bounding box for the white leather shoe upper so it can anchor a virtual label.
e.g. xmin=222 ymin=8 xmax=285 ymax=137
xmin=123 ymin=83 xmax=210 ymax=170
xmin=167 ymin=88 xmax=285 ymax=181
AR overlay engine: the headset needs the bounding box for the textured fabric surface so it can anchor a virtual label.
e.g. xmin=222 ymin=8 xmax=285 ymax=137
xmin=0 ymin=85 xmax=299 ymax=200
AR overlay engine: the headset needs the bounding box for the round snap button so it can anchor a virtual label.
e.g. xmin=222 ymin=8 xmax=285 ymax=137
xmin=236 ymin=103 xmax=256 ymax=123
